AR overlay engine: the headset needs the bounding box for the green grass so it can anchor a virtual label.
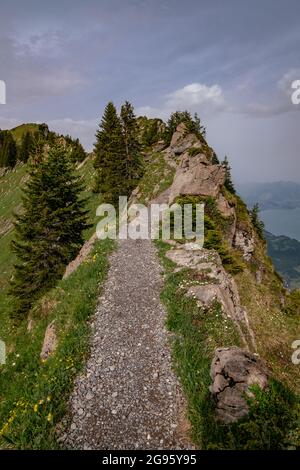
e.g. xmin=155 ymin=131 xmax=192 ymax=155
xmin=10 ymin=124 xmax=41 ymax=144
xmin=0 ymin=158 xmax=100 ymax=342
xmin=0 ymin=164 xmax=29 ymax=343
xmin=0 ymin=238 xmax=114 ymax=449
xmin=156 ymin=239 xmax=300 ymax=449
xmin=155 ymin=240 xmax=239 ymax=447
xmin=0 ymin=156 xmax=115 ymax=449
xmin=137 ymin=151 xmax=175 ymax=204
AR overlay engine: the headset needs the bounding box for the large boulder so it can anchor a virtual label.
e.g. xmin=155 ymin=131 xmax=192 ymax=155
xmin=163 ymin=123 xmax=226 ymax=204
xmin=210 ymin=347 xmax=269 ymax=424
xmin=168 ymin=162 xmax=226 ymax=204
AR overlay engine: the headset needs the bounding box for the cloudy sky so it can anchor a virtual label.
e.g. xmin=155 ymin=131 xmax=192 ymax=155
xmin=0 ymin=0 xmax=299 ymax=183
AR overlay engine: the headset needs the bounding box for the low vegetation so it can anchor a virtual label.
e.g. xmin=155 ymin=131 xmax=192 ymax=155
xmin=156 ymin=240 xmax=300 ymax=449
xmin=0 ymin=238 xmax=114 ymax=449
xmin=0 ymin=126 xmax=108 ymax=448
xmin=1 ymin=107 xmax=299 ymax=450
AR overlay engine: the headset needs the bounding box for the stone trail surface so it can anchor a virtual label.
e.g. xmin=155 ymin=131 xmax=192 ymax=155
xmin=63 ymin=239 xmax=192 ymax=450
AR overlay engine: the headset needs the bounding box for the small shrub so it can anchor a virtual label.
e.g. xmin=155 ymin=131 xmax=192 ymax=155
xmin=250 ymin=203 xmax=265 ymax=240
xmin=284 ymin=289 xmax=300 ymax=316
xmin=188 ymin=147 xmax=201 ymax=157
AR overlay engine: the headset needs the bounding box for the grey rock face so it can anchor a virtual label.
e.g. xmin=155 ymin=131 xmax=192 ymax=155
xmin=210 ymin=347 xmax=269 ymax=424
xmin=169 ymin=122 xmax=201 ymax=155
xmin=165 ymin=123 xmax=226 ymax=204
xmin=233 ymin=229 xmax=255 ymax=261
xmin=168 ymin=162 xmax=226 ymax=204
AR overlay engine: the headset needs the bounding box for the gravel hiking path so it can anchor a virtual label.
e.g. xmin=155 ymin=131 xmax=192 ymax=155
xmin=63 ymin=239 xmax=192 ymax=450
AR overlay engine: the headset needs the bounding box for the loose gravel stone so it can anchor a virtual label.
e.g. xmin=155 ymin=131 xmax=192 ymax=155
xmin=63 ymin=239 xmax=192 ymax=450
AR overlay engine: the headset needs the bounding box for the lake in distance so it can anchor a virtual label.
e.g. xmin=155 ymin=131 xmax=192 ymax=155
xmin=260 ymin=207 xmax=300 ymax=241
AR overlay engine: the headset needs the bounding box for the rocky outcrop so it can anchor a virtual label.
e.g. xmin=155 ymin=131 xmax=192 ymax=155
xmin=233 ymin=229 xmax=255 ymax=261
xmin=166 ymin=245 xmax=257 ymax=350
xmin=162 ymin=123 xmax=226 ymax=205
xmin=216 ymin=193 xmax=237 ymax=244
xmin=168 ymin=161 xmax=226 ymax=204
xmin=161 ymin=124 xmax=261 ymax=259
xmin=216 ymin=193 xmax=235 ymax=219
xmin=149 ymin=123 xmax=272 ymax=427
xmin=210 ymin=347 xmax=269 ymax=424
xmin=169 ymin=122 xmax=201 ymax=155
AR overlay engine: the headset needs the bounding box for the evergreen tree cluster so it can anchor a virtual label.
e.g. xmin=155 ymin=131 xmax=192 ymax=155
xmin=10 ymin=145 xmax=90 ymax=318
xmin=137 ymin=117 xmax=164 ymax=147
xmin=0 ymin=123 xmax=87 ymax=169
xmin=222 ymin=156 xmax=236 ymax=194
xmin=93 ymin=101 xmax=143 ymax=204
xmin=64 ymin=135 xmax=87 ymax=163
xmin=164 ymin=110 xmax=206 ymax=144
xmin=250 ymin=203 xmax=265 ymax=239
xmin=0 ymin=124 xmax=52 ymax=168
xmin=0 ymin=130 xmax=18 ymax=168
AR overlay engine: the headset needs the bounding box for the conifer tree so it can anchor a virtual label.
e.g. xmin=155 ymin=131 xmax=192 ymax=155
xmin=250 ymin=203 xmax=265 ymax=239
xmin=10 ymin=144 xmax=90 ymax=318
xmin=165 ymin=110 xmax=206 ymax=143
xmin=120 ymin=101 xmax=143 ymax=194
xmin=19 ymin=131 xmax=34 ymax=163
xmin=71 ymin=138 xmax=86 ymax=163
xmin=0 ymin=131 xmax=17 ymax=168
xmin=93 ymin=102 xmax=127 ymax=204
xmin=222 ymin=156 xmax=236 ymax=193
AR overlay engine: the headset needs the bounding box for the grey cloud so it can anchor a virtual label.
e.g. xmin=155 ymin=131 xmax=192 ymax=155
xmin=0 ymin=0 xmax=300 ymax=183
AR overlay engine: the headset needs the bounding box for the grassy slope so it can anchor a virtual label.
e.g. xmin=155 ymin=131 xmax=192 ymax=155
xmin=0 ymin=164 xmax=29 ymax=342
xmin=136 ymin=150 xmax=175 ymax=204
xmin=0 ymin=157 xmax=114 ymax=448
xmin=156 ymin=241 xmax=299 ymax=449
xmin=1 ymin=134 xmax=299 ymax=449
xmin=10 ymin=123 xmax=41 ymax=144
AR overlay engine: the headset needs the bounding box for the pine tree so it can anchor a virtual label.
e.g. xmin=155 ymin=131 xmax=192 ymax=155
xmin=165 ymin=110 xmax=206 ymax=143
xmin=222 ymin=156 xmax=236 ymax=193
xmin=250 ymin=203 xmax=265 ymax=239
xmin=19 ymin=131 xmax=34 ymax=163
xmin=0 ymin=131 xmax=17 ymax=168
xmin=0 ymin=129 xmax=5 ymax=163
xmin=93 ymin=102 xmax=127 ymax=204
xmin=142 ymin=120 xmax=159 ymax=146
xmin=70 ymin=138 xmax=86 ymax=163
xmin=10 ymin=144 xmax=90 ymax=318
xmin=120 ymin=101 xmax=143 ymax=194
xmin=212 ymin=151 xmax=220 ymax=164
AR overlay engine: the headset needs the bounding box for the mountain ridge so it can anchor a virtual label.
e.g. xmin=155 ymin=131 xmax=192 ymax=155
xmin=0 ymin=114 xmax=299 ymax=450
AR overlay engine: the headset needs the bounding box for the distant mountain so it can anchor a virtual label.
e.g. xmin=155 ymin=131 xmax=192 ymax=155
xmin=265 ymin=231 xmax=300 ymax=289
xmin=237 ymin=181 xmax=300 ymax=210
